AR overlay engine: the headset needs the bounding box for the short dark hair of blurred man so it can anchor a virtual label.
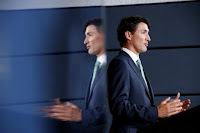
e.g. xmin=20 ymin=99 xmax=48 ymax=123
xmin=44 ymin=18 xmax=110 ymax=133
xmin=107 ymin=16 xmax=190 ymax=133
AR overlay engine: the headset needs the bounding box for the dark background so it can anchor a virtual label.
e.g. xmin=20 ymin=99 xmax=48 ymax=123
xmin=0 ymin=1 xmax=199 ymax=133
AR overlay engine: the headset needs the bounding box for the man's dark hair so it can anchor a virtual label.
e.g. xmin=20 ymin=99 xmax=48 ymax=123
xmin=117 ymin=16 xmax=150 ymax=47
xmin=84 ymin=17 xmax=103 ymax=32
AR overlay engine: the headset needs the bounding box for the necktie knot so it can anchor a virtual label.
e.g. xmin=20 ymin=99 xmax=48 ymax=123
xmin=95 ymin=60 xmax=101 ymax=68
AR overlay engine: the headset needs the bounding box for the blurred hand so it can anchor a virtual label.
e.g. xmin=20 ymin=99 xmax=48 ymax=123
xmin=43 ymin=99 xmax=82 ymax=122
xmin=157 ymin=92 xmax=183 ymax=118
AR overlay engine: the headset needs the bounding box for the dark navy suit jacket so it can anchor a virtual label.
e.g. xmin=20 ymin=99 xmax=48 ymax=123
xmin=82 ymin=63 xmax=111 ymax=133
xmin=107 ymin=51 xmax=158 ymax=133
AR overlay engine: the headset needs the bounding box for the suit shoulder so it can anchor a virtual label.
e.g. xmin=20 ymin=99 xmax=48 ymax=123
xmin=109 ymin=52 xmax=129 ymax=65
xmin=108 ymin=57 xmax=129 ymax=72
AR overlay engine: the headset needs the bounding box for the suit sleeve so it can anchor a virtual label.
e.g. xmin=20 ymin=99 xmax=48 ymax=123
xmin=81 ymin=106 xmax=110 ymax=126
xmin=107 ymin=59 xmax=158 ymax=123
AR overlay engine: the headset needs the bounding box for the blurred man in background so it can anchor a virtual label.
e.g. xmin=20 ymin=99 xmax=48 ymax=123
xmin=44 ymin=18 xmax=110 ymax=133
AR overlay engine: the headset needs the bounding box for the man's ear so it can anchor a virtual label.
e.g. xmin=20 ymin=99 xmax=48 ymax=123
xmin=125 ymin=31 xmax=132 ymax=41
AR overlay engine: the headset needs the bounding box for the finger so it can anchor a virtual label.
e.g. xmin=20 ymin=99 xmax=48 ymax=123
xmin=174 ymin=92 xmax=180 ymax=100
xmin=173 ymin=103 xmax=183 ymax=109
xmin=40 ymin=106 xmax=53 ymax=116
xmin=183 ymin=104 xmax=190 ymax=111
xmin=182 ymin=99 xmax=191 ymax=108
xmin=46 ymin=110 xmax=74 ymax=120
xmin=169 ymin=109 xmax=182 ymax=116
xmin=173 ymin=99 xmax=182 ymax=104
xmin=65 ymin=102 xmax=78 ymax=108
xmin=169 ymin=106 xmax=183 ymax=115
xmin=168 ymin=99 xmax=182 ymax=107
xmin=47 ymin=112 xmax=61 ymax=117
xmin=64 ymin=102 xmax=72 ymax=107
xmin=182 ymin=103 xmax=190 ymax=110
xmin=166 ymin=102 xmax=183 ymax=113
xmin=183 ymin=99 xmax=191 ymax=104
xmin=170 ymin=98 xmax=182 ymax=105
xmin=45 ymin=105 xmax=67 ymax=113
xmin=174 ymin=106 xmax=183 ymax=111
xmin=43 ymin=106 xmax=54 ymax=113
xmin=53 ymin=98 xmax=62 ymax=105
xmin=52 ymin=104 xmax=66 ymax=110
xmin=47 ymin=112 xmax=68 ymax=120
xmin=55 ymin=116 xmax=69 ymax=121
xmin=53 ymin=116 xmax=72 ymax=121
xmin=182 ymin=100 xmax=190 ymax=106
xmin=161 ymin=97 xmax=171 ymax=104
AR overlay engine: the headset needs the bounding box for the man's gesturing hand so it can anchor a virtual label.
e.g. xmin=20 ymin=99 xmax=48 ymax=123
xmin=43 ymin=99 xmax=82 ymax=122
xmin=157 ymin=92 xmax=183 ymax=118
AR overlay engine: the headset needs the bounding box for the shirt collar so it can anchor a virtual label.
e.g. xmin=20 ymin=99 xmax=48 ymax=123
xmin=121 ymin=47 xmax=139 ymax=64
xmin=97 ymin=53 xmax=107 ymax=67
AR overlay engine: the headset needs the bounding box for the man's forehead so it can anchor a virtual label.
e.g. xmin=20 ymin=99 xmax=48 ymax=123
xmin=136 ymin=22 xmax=149 ymax=31
xmin=85 ymin=25 xmax=98 ymax=32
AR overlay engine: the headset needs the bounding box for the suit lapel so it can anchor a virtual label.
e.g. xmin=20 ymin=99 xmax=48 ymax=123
xmin=87 ymin=65 xmax=106 ymax=103
xmin=121 ymin=51 xmax=153 ymax=101
xmin=144 ymin=73 xmax=155 ymax=104
xmin=85 ymin=74 xmax=93 ymax=108
xmin=128 ymin=60 xmax=152 ymax=100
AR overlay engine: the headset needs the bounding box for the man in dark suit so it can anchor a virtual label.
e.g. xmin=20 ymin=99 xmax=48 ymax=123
xmin=44 ymin=18 xmax=110 ymax=133
xmin=107 ymin=16 xmax=191 ymax=133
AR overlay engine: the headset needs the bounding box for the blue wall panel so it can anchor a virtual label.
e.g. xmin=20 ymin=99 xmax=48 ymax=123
xmin=0 ymin=7 xmax=101 ymax=56
xmin=105 ymin=1 xmax=200 ymax=49
xmin=0 ymin=53 xmax=95 ymax=105
xmin=141 ymin=48 xmax=200 ymax=94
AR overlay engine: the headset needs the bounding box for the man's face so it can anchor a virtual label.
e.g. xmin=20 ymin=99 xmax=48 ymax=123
xmin=84 ymin=25 xmax=105 ymax=57
xmin=130 ymin=22 xmax=151 ymax=55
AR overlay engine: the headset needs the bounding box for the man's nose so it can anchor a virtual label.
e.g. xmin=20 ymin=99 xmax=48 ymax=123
xmin=146 ymin=34 xmax=151 ymax=42
xmin=84 ymin=37 xmax=88 ymax=44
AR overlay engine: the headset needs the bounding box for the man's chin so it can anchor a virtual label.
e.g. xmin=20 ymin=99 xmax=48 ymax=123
xmin=144 ymin=47 xmax=147 ymax=52
xmin=88 ymin=50 xmax=95 ymax=55
xmin=141 ymin=48 xmax=148 ymax=53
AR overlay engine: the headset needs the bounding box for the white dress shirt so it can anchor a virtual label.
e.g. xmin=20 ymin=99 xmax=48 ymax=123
xmin=97 ymin=53 xmax=107 ymax=68
xmin=121 ymin=47 xmax=150 ymax=94
xmin=121 ymin=47 xmax=140 ymax=66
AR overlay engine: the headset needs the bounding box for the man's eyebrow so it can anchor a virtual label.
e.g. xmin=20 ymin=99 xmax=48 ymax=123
xmin=140 ymin=29 xmax=149 ymax=32
xmin=85 ymin=32 xmax=94 ymax=35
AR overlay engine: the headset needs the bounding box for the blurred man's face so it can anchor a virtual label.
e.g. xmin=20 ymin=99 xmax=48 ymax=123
xmin=84 ymin=25 xmax=105 ymax=57
xmin=130 ymin=22 xmax=151 ymax=55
